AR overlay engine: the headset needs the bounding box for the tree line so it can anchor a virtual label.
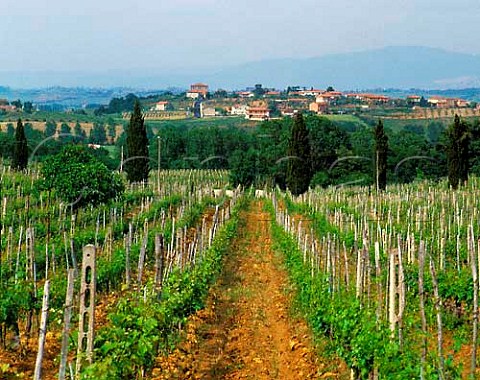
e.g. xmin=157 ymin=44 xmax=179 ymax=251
xmin=2 ymin=103 xmax=478 ymax=198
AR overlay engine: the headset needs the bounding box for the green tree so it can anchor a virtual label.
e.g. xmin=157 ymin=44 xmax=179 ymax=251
xmin=229 ymin=149 xmax=258 ymax=187
xmin=23 ymin=101 xmax=33 ymax=113
xmin=307 ymin=115 xmax=349 ymax=175
xmin=255 ymin=118 xmax=291 ymax=187
xmin=253 ymin=84 xmax=265 ymax=97
xmin=286 ymin=113 xmax=312 ymax=195
xmin=388 ymin=130 xmax=432 ymax=183
xmin=89 ymin=122 xmax=107 ymax=144
xmin=74 ymin=122 xmax=87 ymax=142
xmin=0 ymin=134 xmax=14 ymax=159
xmin=59 ymin=123 xmax=73 ymax=143
xmin=125 ymin=101 xmax=149 ymax=182
xmin=13 ymin=119 xmax=28 ymax=170
xmin=107 ymin=119 xmax=117 ymax=142
xmin=445 ymin=114 xmax=470 ymax=189
xmin=470 ymin=119 xmax=480 ymax=175
xmin=374 ymin=119 xmax=388 ymax=191
xmin=426 ymin=121 xmax=444 ymax=143
xmin=11 ymin=99 xmax=22 ymax=109
xmin=39 ymin=145 xmax=124 ymax=208
xmin=6 ymin=123 xmax=14 ymax=136
xmin=60 ymin=122 xmax=71 ymax=135
xmin=44 ymin=120 xmax=57 ymax=138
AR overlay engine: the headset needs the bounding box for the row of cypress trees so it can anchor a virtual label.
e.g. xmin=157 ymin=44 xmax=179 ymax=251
xmin=285 ymin=112 xmax=470 ymax=195
xmin=9 ymin=104 xmax=472 ymax=193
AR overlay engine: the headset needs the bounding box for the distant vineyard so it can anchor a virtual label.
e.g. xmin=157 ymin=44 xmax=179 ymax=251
xmin=388 ymin=107 xmax=480 ymax=120
xmin=0 ymin=121 xmax=124 ymax=141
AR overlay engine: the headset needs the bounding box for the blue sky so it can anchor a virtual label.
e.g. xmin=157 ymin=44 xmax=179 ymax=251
xmin=1 ymin=0 xmax=479 ymax=72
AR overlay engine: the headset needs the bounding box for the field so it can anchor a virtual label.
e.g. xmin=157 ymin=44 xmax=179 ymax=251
xmin=146 ymin=116 xmax=258 ymax=132
xmin=1 ymin=164 xmax=480 ymax=379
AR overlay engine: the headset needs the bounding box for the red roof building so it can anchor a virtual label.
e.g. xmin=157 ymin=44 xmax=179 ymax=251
xmin=187 ymin=83 xmax=209 ymax=99
xmin=246 ymin=106 xmax=270 ymax=121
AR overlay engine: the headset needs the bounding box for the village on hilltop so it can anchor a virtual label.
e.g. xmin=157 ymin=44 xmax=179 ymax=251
xmin=141 ymin=82 xmax=480 ymax=121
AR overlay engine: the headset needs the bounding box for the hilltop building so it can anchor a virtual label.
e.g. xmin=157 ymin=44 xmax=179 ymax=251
xmin=154 ymin=101 xmax=169 ymax=111
xmin=0 ymin=99 xmax=16 ymax=112
xmin=231 ymin=104 xmax=248 ymax=116
xmin=427 ymin=96 xmax=472 ymax=108
xmin=345 ymin=93 xmax=390 ymax=104
xmin=236 ymin=91 xmax=255 ymax=98
xmin=246 ymin=105 xmax=270 ymax=120
xmin=315 ymin=91 xmax=343 ymax=104
xmin=186 ymin=83 xmax=209 ymax=99
xmin=296 ymin=89 xmax=324 ymax=97
xmin=406 ymin=95 xmax=422 ymax=104
xmin=200 ymin=103 xmax=216 ymax=118
xmin=309 ymin=102 xmax=328 ymax=114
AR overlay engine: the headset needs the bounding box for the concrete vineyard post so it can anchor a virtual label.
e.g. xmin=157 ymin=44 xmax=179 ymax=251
xmin=34 ymin=280 xmax=50 ymax=380
xmin=76 ymin=245 xmax=96 ymax=378
xmin=59 ymin=269 xmax=75 ymax=380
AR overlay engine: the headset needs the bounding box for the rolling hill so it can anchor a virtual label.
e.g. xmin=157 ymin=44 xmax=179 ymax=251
xmin=206 ymin=46 xmax=480 ymax=90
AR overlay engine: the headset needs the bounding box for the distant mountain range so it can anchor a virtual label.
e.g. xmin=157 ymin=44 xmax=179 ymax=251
xmin=2 ymin=46 xmax=480 ymax=105
xmin=205 ymin=46 xmax=480 ymax=90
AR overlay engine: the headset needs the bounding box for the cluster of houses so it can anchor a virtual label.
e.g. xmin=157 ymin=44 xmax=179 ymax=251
xmin=407 ymin=95 xmax=470 ymax=108
xmin=149 ymin=82 xmax=480 ymax=121
xmin=0 ymin=99 xmax=17 ymax=112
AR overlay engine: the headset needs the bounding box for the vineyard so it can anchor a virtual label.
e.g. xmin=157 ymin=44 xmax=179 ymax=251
xmin=2 ymin=164 xmax=480 ymax=379
xmin=0 ymin=166 xmax=240 ymax=379
xmin=271 ymin=180 xmax=480 ymax=379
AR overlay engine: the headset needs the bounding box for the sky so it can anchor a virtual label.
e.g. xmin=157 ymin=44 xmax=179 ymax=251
xmin=0 ymin=0 xmax=479 ymax=74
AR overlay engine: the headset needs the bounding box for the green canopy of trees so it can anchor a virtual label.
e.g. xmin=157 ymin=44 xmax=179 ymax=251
xmin=286 ymin=113 xmax=312 ymax=195
xmin=13 ymin=119 xmax=28 ymax=170
xmin=39 ymin=145 xmax=124 ymax=208
xmin=3 ymin=112 xmax=480 ymax=192
xmin=445 ymin=114 xmax=470 ymax=189
xmin=374 ymin=120 xmax=388 ymax=191
xmin=125 ymin=101 xmax=149 ymax=183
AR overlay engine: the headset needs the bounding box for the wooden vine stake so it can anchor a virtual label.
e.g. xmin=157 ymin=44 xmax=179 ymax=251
xmin=429 ymin=250 xmax=445 ymax=380
xmin=126 ymin=223 xmax=132 ymax=288
xmin=137 ymin=219 xmax=148 ymax=287
xmin=34 ymin=280 xmax=50 ymax=380
xmin=76 ymin=245 xmax=96 ymax=378
xmin=397 ymin=235 xmax=406 ymax=347
xmin=59 ymin=269 xmax=75 ymax=380
xmin=418 ymin=241 xmax=427 ymax=380
xmin=470 ymin=235 xmax=479 ymax=379
xmin=388 ymin=248 xmax=396 ymax=336
xmin=154 ymin=234 xmax=165 ymax=293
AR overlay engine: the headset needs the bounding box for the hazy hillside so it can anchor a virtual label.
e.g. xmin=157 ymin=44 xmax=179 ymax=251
xmin=1 ymin=46 xmax=480 ymax=93
xmin=206 ymin=46 xmax=480 ymax=90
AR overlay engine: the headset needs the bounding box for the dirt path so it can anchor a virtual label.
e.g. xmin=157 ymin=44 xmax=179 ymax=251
xmin=152 ymin=201 xmax=340 ymax=379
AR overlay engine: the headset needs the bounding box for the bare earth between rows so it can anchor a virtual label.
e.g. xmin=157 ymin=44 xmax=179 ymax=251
xmin=153 ymin=201 xmax=340 ymax=379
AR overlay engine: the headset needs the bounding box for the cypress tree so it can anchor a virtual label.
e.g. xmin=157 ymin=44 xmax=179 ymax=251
xmin=286 ymin=112 xmax=312 ymax=195
xmin=446 ymin=114 xmax=470 ymax=189
xmin=125 ymin=101 xmax=149 ymax=183
xmin=13 ymin=118 xmax=28 ymax=170
xmin=374 ymin=119 xmax=388 ymax=191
